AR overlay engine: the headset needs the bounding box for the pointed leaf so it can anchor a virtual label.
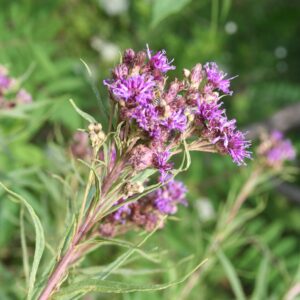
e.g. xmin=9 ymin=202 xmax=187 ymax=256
xmin=0 ymin=182 xmax=45 ymax=300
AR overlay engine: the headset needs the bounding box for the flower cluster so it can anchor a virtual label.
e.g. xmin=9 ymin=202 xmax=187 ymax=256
xmin=257 ymin=130 xmax=296 ymax=168
xmin=104 ymin=46 xmax=251 ymax=181
xmin=99 ymin=180 xmax=187 ymax=237
xmin=0 ymin=65 xmax=32 ymax=109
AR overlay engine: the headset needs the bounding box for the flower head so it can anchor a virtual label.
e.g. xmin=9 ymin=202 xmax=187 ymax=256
xmin=99 ymin=180 xmax=187 ymax=237
xmin=104 ymin=74 xmax=155 ymax=105
xmin=154 ymin=180 xmax=187 ymax=214
xmin=147 ymin=48 xmax=176 ymax=73
xmin=258 ymin=130 xmax=296 ymax=167
xmin=204 ymin=62 xmax=233 ymax=95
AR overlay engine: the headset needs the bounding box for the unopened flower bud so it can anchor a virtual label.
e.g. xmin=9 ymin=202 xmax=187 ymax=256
xmin=112 ymin=64 xmax=128 ymax=79
xmin=88 ymin=123 xmax=105 ymax=148
xmin=123 ymin=181 xmax=144 ymax=199
xmin=183 ymin=68 xmax=191 ymax=78
xmin=134 ymin=51 xmax=147 ymax=67
xmin=88 ymin=122 xmax=102 ymax=133
xmin=190 ymin=64 xmax=202 ymax=88
xmin=123 ymin=48 xmax=135 ymax=64
xmin=129 ymin=145 xmax=154 ymax=171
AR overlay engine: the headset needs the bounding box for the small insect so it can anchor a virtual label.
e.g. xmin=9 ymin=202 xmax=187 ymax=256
xmin=153 ymin=98 xmax=162 ymax=106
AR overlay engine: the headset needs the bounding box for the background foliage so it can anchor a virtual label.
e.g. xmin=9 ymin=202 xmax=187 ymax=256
xmin=0 ymin=0 xmax=299 ymax=299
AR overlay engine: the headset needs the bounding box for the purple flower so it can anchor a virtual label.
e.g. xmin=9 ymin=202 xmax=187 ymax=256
xmin=265 ymin=131 xmax=296 ymax=165
xmin=196 ymin=99 xmax=251 ymax=165
xmin=154 ymin=180 xmax=187 ymax=214
xmin=227 ymin=130 xmax=252 ymax=166
xmin=204 ymin=62 xmax=233 ymax=95
xmin=161 ymin=110 xmax=187 ymax=132
xmin=113 ymin=203 xmax=131 ymax=224
xmin=152 ymin=150 xmax=173 ymax=182
xmin=147 ymin=47 xmax=176 ymax=73
xmin=112 ymin=64 xmax=128 ymax=80
xmin=104 ymin=74 xmax=155 ymax=105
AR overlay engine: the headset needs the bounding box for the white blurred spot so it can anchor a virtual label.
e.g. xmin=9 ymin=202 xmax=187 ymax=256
xmin=91 ymin=37 xmax=120 ymax=62
xmin=276 ymin=61 xmax=288 ymax=73
xmin=99 ymin=0 xmax=129 ymax=16
xmin=225 ymin=21 xmax=238 ymax=35
xmin=195 ymin=198 xmax=215 ymax=222
xmin=274 ymin=46 xmax=287 ymax=59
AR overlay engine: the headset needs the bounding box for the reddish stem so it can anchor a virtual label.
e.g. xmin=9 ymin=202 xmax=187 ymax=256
xmin=38 ymin=159 xmax=127 ymax=299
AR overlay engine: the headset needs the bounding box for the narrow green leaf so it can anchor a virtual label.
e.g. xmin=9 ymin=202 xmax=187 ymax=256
xmin=69 ymin=99 xmax=96 ymax=123
xmin=0 ymin=182 xmax=45 ymax=300
xmin=217 ymin=249 xmax=246 ymax=300
xmin=54 ymin=259 xmax=208 ymax=299
xmin=151 ymin=0 xmax=192 ymax=27
xmin=97 ymin=219 xmax=165 ymax=280
xmin=20 ymin=206 xmax=30 ymax=287
xmin=251 ymin=256 xmax=269 ymax=300
xmin=220 ymin=0 xmax=231 ymax=22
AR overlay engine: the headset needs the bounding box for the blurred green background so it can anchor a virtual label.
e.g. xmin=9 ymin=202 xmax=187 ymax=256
xmin=0 ymin=0 xmax=300 ymax=299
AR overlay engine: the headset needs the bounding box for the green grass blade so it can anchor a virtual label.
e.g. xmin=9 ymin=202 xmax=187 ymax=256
xmin=217 ymin=248 xmax=246 ymax=300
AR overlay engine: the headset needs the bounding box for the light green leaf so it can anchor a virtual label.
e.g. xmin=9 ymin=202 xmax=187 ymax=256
xmin=0 ymin=182 xmax=45 ymax=300
xmin=217 ymin=248 xmax=246 ymax=300
xmin=69 ymin=99 xmax=96 ymax=123
xmin=20 ymin=206 xmax=30 ymax=287
xmin=54 ymin=259 xmax=208 ymax=299
xmin=151 ymin=0 xmax=192 ymax=27
xmin=251 ymin=256 xmax=269 ymax=300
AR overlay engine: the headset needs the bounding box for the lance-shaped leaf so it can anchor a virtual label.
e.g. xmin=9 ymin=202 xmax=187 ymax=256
xmin=53 ymin=259 xmax=208 ymax=299
xmin=0 ymin=182 xmax=45 ymax=300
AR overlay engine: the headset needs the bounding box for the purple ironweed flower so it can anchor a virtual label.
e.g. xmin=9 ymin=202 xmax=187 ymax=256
xmin=112 ymin=64 xmax=128 ymax=80
xmin=104 ymin=74 xmax=155 ymax=105
xmin=204 ymin=62 xmax=233 ymax=95
xmin=99 ymin=180 xmax=187 ymax=237
xmin=161 ymin=109 xmax=187 ymax=132
xmin=154 ymin=180 xmax=187 ymax=214
xmin=259 ymin=130 xmax=296 ymax=167
xmin=130 ymin=103 xmax=160 ymax=136
xmin=104 ymin=47 xmax=251 ymax=170
xmin=196 ymin=99 xmax=251 ymax=165
xmin=152 ymin=150 xmax=173 ymax=182
xmin=113 ymin=202 xmax=131 ymax=224
xmin=147 ymin=46 xmax=176 ymax=73
xmin=227 ymin=130 xmax=252 ymax=166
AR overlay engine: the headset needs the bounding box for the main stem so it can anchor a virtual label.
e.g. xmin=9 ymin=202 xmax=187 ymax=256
xmin=38 ymin=158 xmax=126 ymax=300
xmin=38 ymin=219 xmax=89 ymax=300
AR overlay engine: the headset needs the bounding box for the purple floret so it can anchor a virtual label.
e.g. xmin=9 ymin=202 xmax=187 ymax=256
xmin=204 ymin=62 xmax=233 ymax=95
xmin=147 ymin=47 xmax=176 ymax=73
xmin=152 ymin=150 xmax=173 ymax=182
xmin=161 ymin=110 xmax=187 ymax=132
xmin=154 ymin=180 xmax=187 ymax=214
xmin=196 ymin=99 xmax=251 ymax=165
xmin=227 ymin=130 xmax=252 ymax=166
xmin=104 ymin=74 xmax=155 ymax=105
xmin=265 ymin=130 xmax=296 ymax=165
